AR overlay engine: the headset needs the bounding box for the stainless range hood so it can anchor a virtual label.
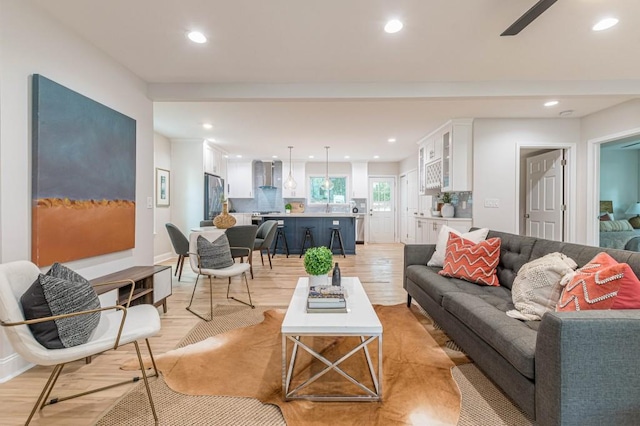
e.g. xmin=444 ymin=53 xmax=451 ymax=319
xmin=255 ymin=160 xmax=278 ymax=190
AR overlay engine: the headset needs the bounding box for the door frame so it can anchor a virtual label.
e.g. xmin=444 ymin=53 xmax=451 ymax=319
xmin=399 ymin=173 xmax=408 ymax=243
xmin=515 ymin=141 xmax=577 ymax=242
xmin=367 ymin=175 xmax=397 ymax=243
xmin=586 ymin=127 xmax=640 ymax=246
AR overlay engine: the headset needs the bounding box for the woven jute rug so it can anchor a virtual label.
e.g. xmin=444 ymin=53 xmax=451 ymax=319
xmin=96 ymin=304 xmax=533 ymax=426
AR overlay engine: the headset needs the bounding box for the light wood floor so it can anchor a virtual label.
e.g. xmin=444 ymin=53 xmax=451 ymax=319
xmin=0 ymin=243 xmax=406 ymax=426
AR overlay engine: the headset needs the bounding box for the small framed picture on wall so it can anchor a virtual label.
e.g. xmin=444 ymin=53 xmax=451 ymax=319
xmin=156 ymin=168 xmax=170 ymax=207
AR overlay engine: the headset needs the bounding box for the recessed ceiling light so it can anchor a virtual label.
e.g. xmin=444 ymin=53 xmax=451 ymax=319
xmin=187 ymin=31 xmax=207 ymax=44
xmin=388 ymin=138 xmax=396 ymax=143
xmin=544 ymin=100 xmax=559 ymax=107
xmin=592 ymin=18 xmax=619 ymax=31
xmin=384 ymin=19 xmax=403 ymax=34
xmin=272 ymin=155 xmax=278 ymax=158
xmin=559 ymin=110 xmax=574 ymax=117
xmin=374 ymin=155 xmax=380 ymax=159
xmin=309 ymin=155 xmax=314 ymax=159
xmin=236 ymin=155 xmax=242 ymax=158
xmin=223 ymin=155 xmax=229 ymax=158
xmin=202 ymin=123 xmax=213 ymax=129
xmin=344 ymin=155 xmax=350 ymax=159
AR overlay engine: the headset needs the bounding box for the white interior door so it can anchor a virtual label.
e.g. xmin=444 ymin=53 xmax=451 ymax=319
xmin=526 ymin=150 xmax=564 ymax=241
xmin=368 ymin=177 xmax=396 ymax=243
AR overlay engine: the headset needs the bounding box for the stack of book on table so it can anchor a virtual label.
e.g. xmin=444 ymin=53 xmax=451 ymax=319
xmin=307 ymin=285 xmax=347 ymax=313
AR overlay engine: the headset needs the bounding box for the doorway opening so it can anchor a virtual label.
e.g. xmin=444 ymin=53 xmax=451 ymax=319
xmin=516 ymin=142 xmax=577 ymax=242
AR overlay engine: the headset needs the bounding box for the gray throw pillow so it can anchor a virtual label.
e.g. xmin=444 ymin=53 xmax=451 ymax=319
xmin=197 ymin=234 xmax=234 ymax=269
xmin=21 ymin=263 xmax=100 ymax=349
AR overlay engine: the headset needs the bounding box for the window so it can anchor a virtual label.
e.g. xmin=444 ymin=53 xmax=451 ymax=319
xmin=309 ymin=176 xmax=348 ymax=204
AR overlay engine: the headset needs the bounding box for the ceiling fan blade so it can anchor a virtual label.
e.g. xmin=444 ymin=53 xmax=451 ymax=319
xmin=501 ymin=0 xmax=558 ymax=36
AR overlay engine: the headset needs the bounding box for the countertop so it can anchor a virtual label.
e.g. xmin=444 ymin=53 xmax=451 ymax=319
xmin=415 ymin=216 xmax=472 ymax=221
xmin=261 ymin=213 xmax=358 ymax=218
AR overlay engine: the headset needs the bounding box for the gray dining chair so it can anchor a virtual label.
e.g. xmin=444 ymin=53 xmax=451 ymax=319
xmin=200 ymin=220 xmax=214 ymax=227
xmin=225 ymin=225 xmax=259 ymax=279
xmin=165 ymin=223 xmax=189 ymax=281
xmin=253 ymin=220 xmax=278 ymax=269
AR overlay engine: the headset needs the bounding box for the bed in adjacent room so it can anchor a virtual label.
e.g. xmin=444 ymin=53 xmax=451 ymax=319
xmin=599 ymin=200 xmax=640 ymax=251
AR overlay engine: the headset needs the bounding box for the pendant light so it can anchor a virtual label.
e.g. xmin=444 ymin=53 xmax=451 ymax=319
xmin=321 ymin=146 xmax=334 ymax=191
xmin=283 ymin=146 xmax=297 ymax=190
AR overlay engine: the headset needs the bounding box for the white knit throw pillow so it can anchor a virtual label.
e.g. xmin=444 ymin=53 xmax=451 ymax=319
xmin=506 ymin=252 xmax=577 ymax=321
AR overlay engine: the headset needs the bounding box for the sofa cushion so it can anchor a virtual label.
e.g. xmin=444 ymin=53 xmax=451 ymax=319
xmin=442 ymin=292 xmax=538 ymax=379
xmin=486 ymin=230 xmax=537 ymax=290
xmin=507 ymin=252 xmax=578 ymax=321
xmin=406 ymin=264 xmax=513 ymax=306
xmin=556 ymin=252 xmax=635 ymax=312
xmin=427 ymin=225 xmax=489 ymax=267
xmin=439 ymin=234 xmax=501 ymax=286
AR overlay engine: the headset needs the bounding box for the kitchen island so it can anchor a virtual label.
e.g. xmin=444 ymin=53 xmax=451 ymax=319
xmin=261 ymin=214 xmax=357 ymax=255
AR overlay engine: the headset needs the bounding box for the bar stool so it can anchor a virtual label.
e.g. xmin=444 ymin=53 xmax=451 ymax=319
xmin=273 ymin=225 xmax=290 ymax=258
xmin=329 ymin=226 xmax=346 ymax=258
xmin=299 ymin=226 xmax=316 ymax=258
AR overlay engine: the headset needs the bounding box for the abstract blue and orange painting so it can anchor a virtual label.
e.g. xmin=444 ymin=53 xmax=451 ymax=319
xmin=32 ymin=75 xmax=136 ymax=266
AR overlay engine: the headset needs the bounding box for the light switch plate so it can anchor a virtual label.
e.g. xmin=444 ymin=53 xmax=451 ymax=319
xmin=147 ymin=197 xmax=153 ymax=209
xmin=484 ymin=198 xmax=500 ymax=208
xmin=332 ymin=220 xmax=339 ymax=225
xmin=277 ymin=220 xmax=284 ymax=225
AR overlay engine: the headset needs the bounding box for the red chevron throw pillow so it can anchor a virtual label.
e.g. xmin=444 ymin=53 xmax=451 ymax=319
xmin=556 ymin=252 xmax=640 ymax=311
xmin=438 ymin=233 xmax=501 ymax=286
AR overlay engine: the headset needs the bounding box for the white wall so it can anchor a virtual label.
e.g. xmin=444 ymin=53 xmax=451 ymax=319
xmin=472 ymin=118 xmax=580 ymax=233
xmin=368 ymin=162 xmax=399 ymax=176
xmin=399 ymin=153 xmax=418 ymax=175
xmin=170 ymin=140 xmax=205 ymax=234
xmin=599 ymin=149 xmax=639 ymax=218
xmin=154 ymin=133 xmax=173 ymax=261
xmin=0 ymin=1 xmax=154 ymax=382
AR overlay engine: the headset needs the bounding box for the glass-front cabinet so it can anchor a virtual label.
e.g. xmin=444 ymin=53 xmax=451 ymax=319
xmin=418 ymin=144 xmax=426 ymax=194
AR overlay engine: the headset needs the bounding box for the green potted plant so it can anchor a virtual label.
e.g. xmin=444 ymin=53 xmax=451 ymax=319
xmin=303 ymin=246 xmax=333 ymax=287
xmin=285 ymin=203 xmax=292 ymax=214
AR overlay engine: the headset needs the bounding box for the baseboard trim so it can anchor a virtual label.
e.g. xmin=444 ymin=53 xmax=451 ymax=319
xmin=0 ymin=353 xmax=33 ymax=383
xmin=154 ymin=252 xmax=174 ymax=264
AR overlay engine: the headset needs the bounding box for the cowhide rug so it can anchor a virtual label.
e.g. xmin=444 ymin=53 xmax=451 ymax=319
xmin=123 ymin=304 xmax=467 ymax=425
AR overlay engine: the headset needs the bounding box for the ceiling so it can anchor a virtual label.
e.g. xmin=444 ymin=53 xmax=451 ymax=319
xmin=32 ymin=0 xmax=640 ymax=162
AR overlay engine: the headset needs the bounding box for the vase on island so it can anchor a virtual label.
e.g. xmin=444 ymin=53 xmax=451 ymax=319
xmin=213 ymin=202 xmax=236 ymax=229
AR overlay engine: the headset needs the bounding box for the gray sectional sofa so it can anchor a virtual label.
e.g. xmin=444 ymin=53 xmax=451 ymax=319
xmin=404 ymin=229 xmax=640 ymax=426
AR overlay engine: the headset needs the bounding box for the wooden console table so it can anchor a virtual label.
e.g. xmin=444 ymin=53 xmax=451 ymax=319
xmin=91 ymin=265 xmax=172 ymax=313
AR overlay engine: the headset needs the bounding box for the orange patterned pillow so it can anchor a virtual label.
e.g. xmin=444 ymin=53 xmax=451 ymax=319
xmin=438 ymin=233 xmax=501 ymax=286
xmin=556 ymin=252 xmax=632 ymax=312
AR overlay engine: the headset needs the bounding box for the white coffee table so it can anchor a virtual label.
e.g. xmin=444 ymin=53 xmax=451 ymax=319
xmin=281 ymin=276 xmax=383 ymax=401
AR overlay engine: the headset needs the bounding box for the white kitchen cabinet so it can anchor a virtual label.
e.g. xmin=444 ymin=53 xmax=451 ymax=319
xmin=227 ymin=161 xmax=253 ymax=198
xmin=203 ymin=143 xmax=222 ymax=175
xmin=419 ymin=218 xmax=473 ymax=244
xmin=440 ymin=119 xmax=473 ymax=192
xmin=418 ymin=144 xmax=426 ymax=194
xmin=282 ymin=161 xmax=306 ymax=198
xmin=351 ymin=162 xmax=368 ymax=198
xmin=230 ymin=213 xmax=252 ymax=225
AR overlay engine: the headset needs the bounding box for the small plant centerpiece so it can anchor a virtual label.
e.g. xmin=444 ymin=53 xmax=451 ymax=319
xmin=440 ymin=192 xmax=455 ymax=218
xmin=285 ymin=203 xmax=292 ymax=214
xmin=303 ymin=246 xmax=333 ymax=287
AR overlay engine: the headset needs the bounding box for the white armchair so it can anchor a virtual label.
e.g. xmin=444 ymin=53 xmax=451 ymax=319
xmin=187 ymin=231 xmax=254 ymax=321
xmin=0 ymin=260 xmax=161 ymax=425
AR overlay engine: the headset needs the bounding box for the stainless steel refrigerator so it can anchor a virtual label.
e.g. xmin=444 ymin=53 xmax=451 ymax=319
xmin=204 ymin=173 xmax=225 ymax=220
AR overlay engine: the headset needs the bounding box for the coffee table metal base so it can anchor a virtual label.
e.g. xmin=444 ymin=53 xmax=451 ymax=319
xmin=282 ymin=333 xmax=382 ymax=402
